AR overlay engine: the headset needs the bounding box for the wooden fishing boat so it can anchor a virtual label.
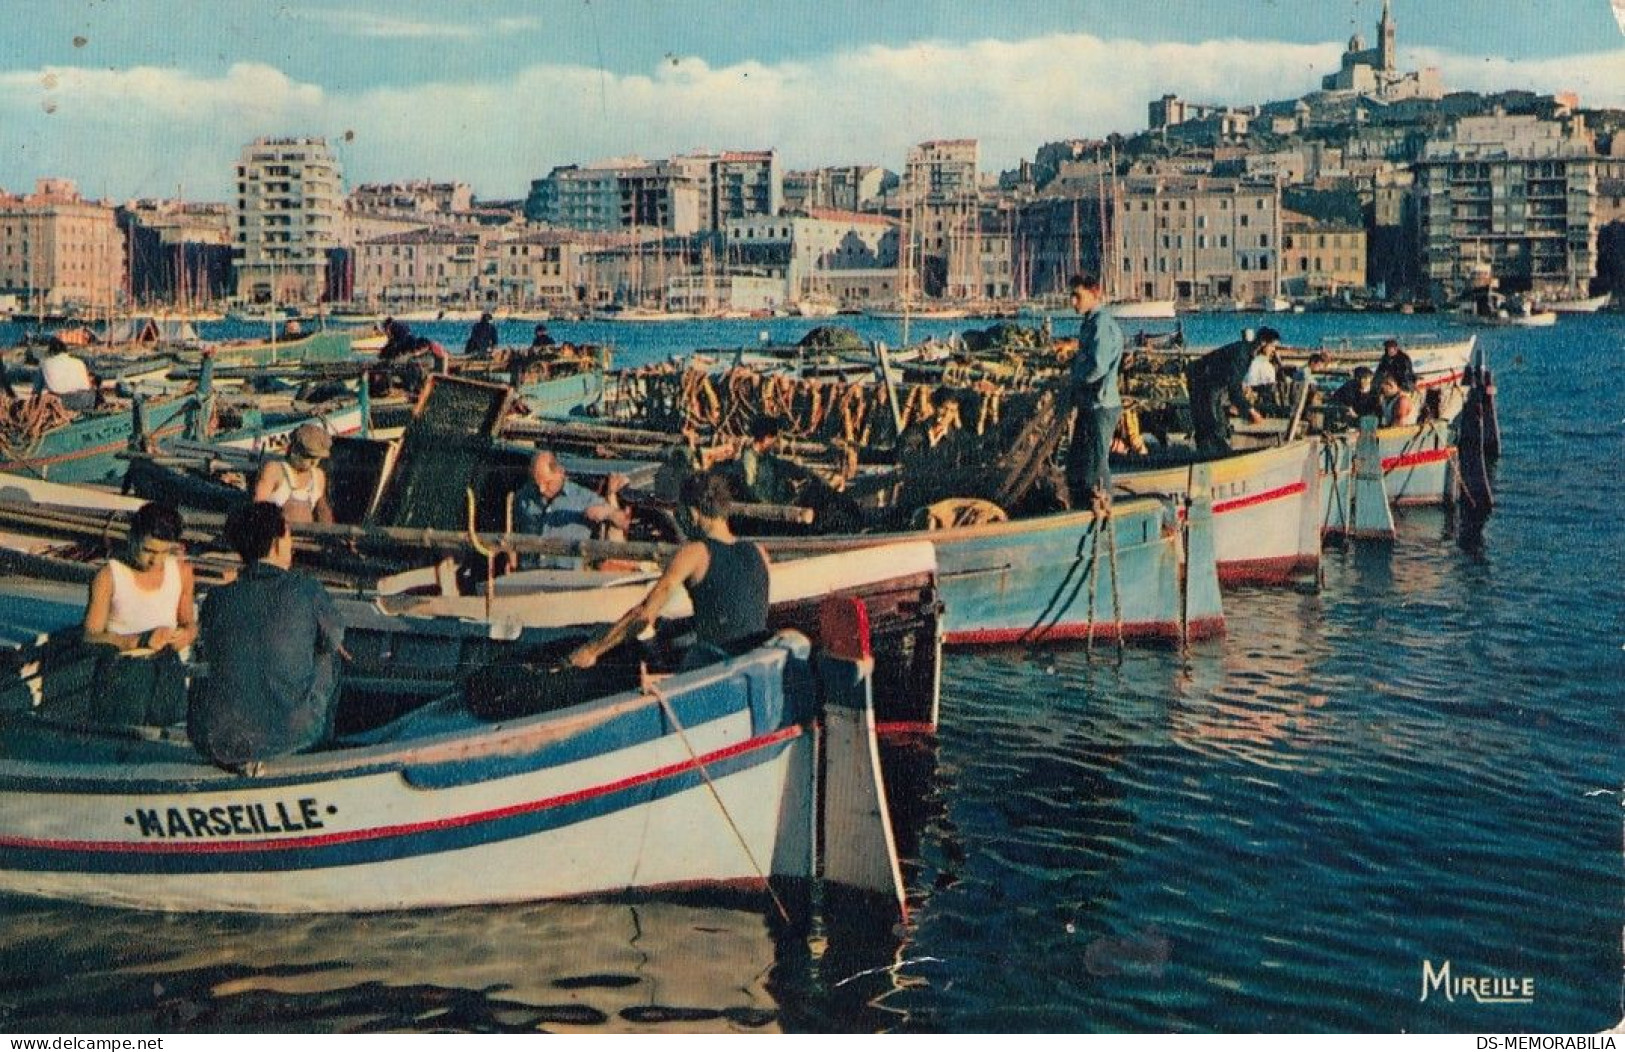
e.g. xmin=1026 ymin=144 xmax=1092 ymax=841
xmin=204 ymin=331 xmax=359 ymax=369
xmin=0 ymin=594 xmax=902 ymax=915
xmin=1319 ymin=418 xmax=1458 ymax=540
xmin=370 ymin=541 xmax=943 ymax=733
xmin=0 ymin=481 xmax=943 ymax=733
xmin=1110 ymin=299 xmax=1178 ymax=320
xmin=1115 ymin=439 xmax=1322 ymax=586
xmin=0 ymin=395 xmax=196 ymax=484
xmin=1546 ymin=292 xmax=1611 ymax=314
xmin=757 ymin=484 xmax=1223 ymax=648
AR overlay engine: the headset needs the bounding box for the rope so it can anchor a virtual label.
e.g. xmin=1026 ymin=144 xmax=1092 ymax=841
xmin=1084 ymin=512 xmax=1102 ymax=661
xmin=1322 ymin=434 xmax=1346 ymax=539
xmin=1104 ymin=501 xmax=1124 ymax=666
xmin=646 ymin=680 xmax=792 ymax=923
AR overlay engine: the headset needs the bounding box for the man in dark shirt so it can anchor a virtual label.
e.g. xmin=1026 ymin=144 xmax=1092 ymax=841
xmin=463 ymin=312 xmax=499 ymax=357
xmin=1328 ymin=366 xmax=1383 ymax=424
xmin=1373 ymin=338 xmax=1416 ymax=392
xmin=189 ymin=502 xmax=345 ymax=768
xmin=1186 ymin=327 xmax=1277 ymax=454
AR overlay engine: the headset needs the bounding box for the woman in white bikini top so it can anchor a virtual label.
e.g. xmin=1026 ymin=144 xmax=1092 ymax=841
xmin=252 ymin=422 xmax=335 ymax=525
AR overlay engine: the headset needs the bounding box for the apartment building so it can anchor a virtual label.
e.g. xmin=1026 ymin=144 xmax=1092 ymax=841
xmin=782 ymin=165 xmax=889 ymax=214
xmin=232 ymin=137 xmax=344 ymax=306
xmin=1280 ymin=211 xmax=1368 ymax=297
xmin=1414 ymin=112 xmax=1597 ymax=298
xmin=904 ymin=140 xmax=979 ymax=203
xmin=0 ymin=179 xmax=126 ymax=313
xmin=119 ymin=199 xmax=233 ymax=306
xmin=1115 ymin=177 xmax=1283 ymax=306
xmin=725 ymin=210 xmax=897 ymax=306
xmin=526 ymin=158 xmax=704 ymax=234
xmin=492 ymin=229 xmax=607 ymax=309
xmin=354 ymin=227 xmax=483 ymax=309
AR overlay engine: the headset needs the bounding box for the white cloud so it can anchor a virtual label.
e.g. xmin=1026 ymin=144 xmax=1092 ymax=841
xmin=0 ymin=32 xmax=1617 ymax=201
xmin=291 ymin=9 xmax=479 ymax=40
xmin=1409 ymin=47 xmax=1625 ymax=107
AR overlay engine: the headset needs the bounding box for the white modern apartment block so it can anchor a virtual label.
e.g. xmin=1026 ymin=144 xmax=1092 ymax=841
xmin=233 ymin=137 xmax=344 ymax=306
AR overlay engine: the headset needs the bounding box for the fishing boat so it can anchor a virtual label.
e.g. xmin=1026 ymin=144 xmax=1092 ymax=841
xmin=0 ymin=395 xmax=199 ymax=484
xmin=1115 ymin=439 xmax=1322 ymax=587
xmin=758 ymin=485 xmax=1223 ymax=648
xmin=368 ymin=541 xmax=943 ymax=733
xmin=1318 ymin=417 xmax=1459 ymax=540
xmin=205 ymin=331 xmax=359 ymax=369
xmin=1546 ymin=292 xmax=1611 ymax=314
xmin=0 ymin=591 xmax=903 ymax=915
xmin=1110 ymin=299 xmax=1178 ymax=320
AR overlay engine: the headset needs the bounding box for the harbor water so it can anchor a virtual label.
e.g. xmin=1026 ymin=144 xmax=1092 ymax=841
xmin=0 ymin=311 xmax=1618 ymax=1032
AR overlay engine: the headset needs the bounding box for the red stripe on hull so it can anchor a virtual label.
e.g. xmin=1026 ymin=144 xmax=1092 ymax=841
xmin=1382 ymin=448 xmax=1452 ymax=471
xmin=1217 ymin=554 xmax=1318 ymax=586
xmin=946 ymin=615 xmax=1225 ymax=647
xmin=2 ymin=725 xmax=806 ymax=856
xmin=1211 ymin=481 xmax=1306 ymax=515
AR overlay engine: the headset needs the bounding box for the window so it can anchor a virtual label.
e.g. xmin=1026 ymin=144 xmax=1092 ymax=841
xmin=1260 ymin=234 xmax=1269 ymax=248
xmin=1240 ymin=215 xmax=1250 ymax=228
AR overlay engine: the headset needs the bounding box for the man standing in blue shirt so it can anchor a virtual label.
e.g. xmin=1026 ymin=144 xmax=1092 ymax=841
xmin=513 ymin=450 xmax=630 ymax=567
xmin=1065 ymin=273 xmax=1125 ymax=510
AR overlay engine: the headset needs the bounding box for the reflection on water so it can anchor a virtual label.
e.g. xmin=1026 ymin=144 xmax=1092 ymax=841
xmin=0 ymin=895 xmax=801 ymax=1033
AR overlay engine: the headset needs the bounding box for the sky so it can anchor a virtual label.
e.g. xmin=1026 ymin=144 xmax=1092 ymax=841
xmin=3 ymin=0 xmax=1623 ymax=203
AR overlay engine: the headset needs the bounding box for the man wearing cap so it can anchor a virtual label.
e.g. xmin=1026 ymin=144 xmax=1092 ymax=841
xmin=252 ymin=422 xmax=335 ymax=524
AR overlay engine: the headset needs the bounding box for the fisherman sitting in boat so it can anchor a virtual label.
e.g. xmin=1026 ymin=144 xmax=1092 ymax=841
xmin=80 ymin=501 xmax=197 ymax=727
xmin=512 ymin=449 xmax=631 ymax=568
xmin=252 ymin=422 xmax=335 ymax=525
xmin=463 ymin=312 xmax=499 ymax=358
xmin=1374 ymin=338 xmax=1416 ymax=393
xmin=730 ymin=416 xmax=796 ymax=506
xmin=1327 ymin=366 xmax=1382 ymax=425
xmin=36 ymin=337 xmax=98 ymax=412
xmin=569 ymin=470 xmax=770 ymax=672
xmin=1379 ymin=374 xmax=1418 ymax=427
xmin=375 ymin=323 xmax=447 ymax=394
xmin=189 ymin=502 xmax=346 ymax=769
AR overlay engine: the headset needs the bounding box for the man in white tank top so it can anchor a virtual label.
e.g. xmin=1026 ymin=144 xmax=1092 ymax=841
xmin=80 ymin=502 xmax=197 ymax=725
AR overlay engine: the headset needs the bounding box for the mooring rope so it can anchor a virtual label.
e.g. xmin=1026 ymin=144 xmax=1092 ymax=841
xmin=647 ymin=679 xmax=792 ymax=923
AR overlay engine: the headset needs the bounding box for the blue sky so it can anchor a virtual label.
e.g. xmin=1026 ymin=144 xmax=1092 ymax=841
xmin=4 ymin=1 xmax=1622 ymax=202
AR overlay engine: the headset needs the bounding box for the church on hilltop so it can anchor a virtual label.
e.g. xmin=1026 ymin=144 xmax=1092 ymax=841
xmin=1320 ymin=0 xmax=1443 ymax=102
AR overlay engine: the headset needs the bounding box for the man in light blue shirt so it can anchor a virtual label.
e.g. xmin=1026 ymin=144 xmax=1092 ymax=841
xmin=512 ymin=450 xmax=630 ymax=568
xmin=1065 ymin=273 xmax=1125 ymax=509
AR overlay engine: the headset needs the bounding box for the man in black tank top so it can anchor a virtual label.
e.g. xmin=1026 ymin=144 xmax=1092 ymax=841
xmin=569 ymin=471 xmax=770 ymax=671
